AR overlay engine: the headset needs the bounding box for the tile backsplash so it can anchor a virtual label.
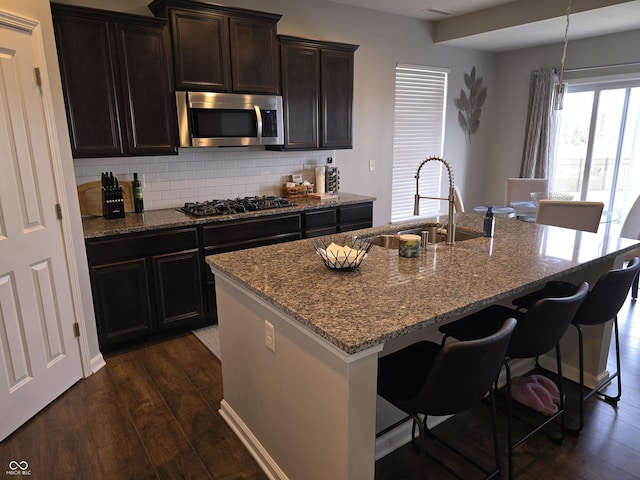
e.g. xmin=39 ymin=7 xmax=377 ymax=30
xmin=74 ymin=148 xmax=333 ymax=211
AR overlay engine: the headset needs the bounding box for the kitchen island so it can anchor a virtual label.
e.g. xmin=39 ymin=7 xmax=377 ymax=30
xmin=206 ymin=212 xmax=640 ymax=480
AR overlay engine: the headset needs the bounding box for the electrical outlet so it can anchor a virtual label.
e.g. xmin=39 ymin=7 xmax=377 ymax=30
xmin=369 ymin=159 xmax=375 ymax=171
xmin=265 ymin=320 xmax=276 ymax=352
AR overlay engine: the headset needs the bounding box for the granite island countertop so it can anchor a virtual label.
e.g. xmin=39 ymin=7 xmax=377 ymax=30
xmin=206 ymin=212 xmax=640 ymax=354
xmin=81 ymin=192 xmax=375 ymax=238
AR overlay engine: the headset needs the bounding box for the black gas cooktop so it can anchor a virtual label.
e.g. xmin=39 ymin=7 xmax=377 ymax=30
xmin=179 ymin=196 xmax=294 ymax=217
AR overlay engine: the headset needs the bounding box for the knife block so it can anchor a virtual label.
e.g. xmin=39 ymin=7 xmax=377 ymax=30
xmin=102 ymin=187 xmax=125 ymax=219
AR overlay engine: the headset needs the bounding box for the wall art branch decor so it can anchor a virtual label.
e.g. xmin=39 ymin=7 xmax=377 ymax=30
xmin=454 ymin=66 xmax=487 ymax=143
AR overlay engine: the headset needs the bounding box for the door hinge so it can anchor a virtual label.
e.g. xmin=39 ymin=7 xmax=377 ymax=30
xmin=34 ymin=67 xmax=42 ymax=88
xmin=55 ymin=203 xmax=63 ymax=219
xmin=73 ymin=323 xmax=80 ymax=338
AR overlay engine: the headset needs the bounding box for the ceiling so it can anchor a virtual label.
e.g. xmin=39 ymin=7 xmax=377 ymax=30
xmin=327 ymin=0 xmax=640 ymax=52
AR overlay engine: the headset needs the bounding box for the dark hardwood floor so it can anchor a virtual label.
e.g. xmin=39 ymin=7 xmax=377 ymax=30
xmin=1 ymin=296 xmax=638 ymax=479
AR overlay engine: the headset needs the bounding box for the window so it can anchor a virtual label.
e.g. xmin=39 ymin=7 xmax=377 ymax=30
xmin=391 ymin=64 xmax=448 ymax=223
xmin=550 ymin=79 xmax=640 ymax=232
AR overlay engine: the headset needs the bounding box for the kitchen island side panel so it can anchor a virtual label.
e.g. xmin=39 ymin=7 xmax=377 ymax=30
xmin=214 ymin=273 xmax=381 ymax=480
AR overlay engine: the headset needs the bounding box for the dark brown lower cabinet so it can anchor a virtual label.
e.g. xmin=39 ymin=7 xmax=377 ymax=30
xmin=338 ymin=203 xmax=373 ymax=232
xmin=87 ymin=203 xmax=372 ymax=352
xmin=152 ymin=249 xmax=203 ymax=327
xmin=303 ymin=208 xmax=337 ymax=238
xmin=202 ymin=212 xmax=302 ymax=254
xmin=303 ymin=202 xmax=373 ymax=237
xmin=86 ymin=227 xmax=208 ymax=352
xmin=90 ymin=258 xmax=153 ymax=346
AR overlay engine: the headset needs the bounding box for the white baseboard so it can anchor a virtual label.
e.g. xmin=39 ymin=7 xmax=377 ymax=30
xmin=90 ymin=353 xmax=106 ymax=374
xmin=219 ymin=400 xmax=289 ymax=480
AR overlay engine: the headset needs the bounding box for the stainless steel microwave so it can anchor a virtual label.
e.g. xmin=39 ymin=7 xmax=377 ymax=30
xmin=176 ymin=91 xmax=284 ymax=147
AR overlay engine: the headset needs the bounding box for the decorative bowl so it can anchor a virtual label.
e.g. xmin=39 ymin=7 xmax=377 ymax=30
xmin=312 ymin=235 xmax=373 ymax=270
xmin=530 ymin=191 xmax=574 ymax=205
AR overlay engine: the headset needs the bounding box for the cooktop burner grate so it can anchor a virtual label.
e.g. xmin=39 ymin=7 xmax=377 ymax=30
xmin=179 ymin=196 xmax=294 ymax=217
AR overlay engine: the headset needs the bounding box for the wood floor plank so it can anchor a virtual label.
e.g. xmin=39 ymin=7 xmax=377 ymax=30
xmin=147 ymin=334 xmax=266 ymax=479
xmin=82 ymin=368 xmax=157 ymax=480
xmin=106 ymin=344 xmax=213 ymax=480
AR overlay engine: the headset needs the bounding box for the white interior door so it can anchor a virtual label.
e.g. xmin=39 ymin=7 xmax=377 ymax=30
xmin=0 ymin=14 xmax=83 ymax=441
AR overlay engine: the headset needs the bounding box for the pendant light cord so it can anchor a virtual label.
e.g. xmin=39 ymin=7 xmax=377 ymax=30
xmin=558 ymin=0 xmax=572 ymax=85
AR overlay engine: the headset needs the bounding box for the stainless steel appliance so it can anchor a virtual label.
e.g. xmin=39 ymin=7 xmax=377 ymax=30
xmin=176 ymin=92 xmax=284 ymax=147
xmin=179 ymin=196 xmax=293 ymax=217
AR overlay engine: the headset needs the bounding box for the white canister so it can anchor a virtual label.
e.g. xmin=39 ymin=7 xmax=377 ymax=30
xmin=315 ymin=166 xmax=326 ymax=194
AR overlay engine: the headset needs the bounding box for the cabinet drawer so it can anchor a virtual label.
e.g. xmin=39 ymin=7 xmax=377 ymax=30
xmin=304 ymin=208 xmax=336 ymax=229
xmin=305 ymin=226 xmax=337 ymax=238
xmin=86 ymin=227 xmax=198 ymax=264
xmin=338 ymin=203 xmax=373 ymax=225
xmin=202 ymin=213 xmax=301 ymax=247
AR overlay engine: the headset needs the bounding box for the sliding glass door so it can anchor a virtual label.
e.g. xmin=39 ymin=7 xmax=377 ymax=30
xmin=550 ymin=80 xmax=640 ymax=233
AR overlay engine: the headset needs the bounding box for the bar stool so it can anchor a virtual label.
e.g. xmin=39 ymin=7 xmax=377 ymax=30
xmin=512 ymin=257 xmax=640 ymax=433
xmin=438 ymin=283 xmax=589 ymax=480
xmin=377 ymin=318 xmax=517 ymax=479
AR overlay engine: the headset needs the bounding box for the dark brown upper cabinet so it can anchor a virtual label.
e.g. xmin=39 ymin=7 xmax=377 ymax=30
xmin=149 ymin=0 xmax=281 ymax=94
xmin=51 ymin=4 xmax=177 ymax=158
xmin=274 ymin=35 xmax=358 ymax=151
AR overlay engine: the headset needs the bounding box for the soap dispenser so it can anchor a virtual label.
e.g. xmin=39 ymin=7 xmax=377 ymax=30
xmin=483 ymin=206 xmax=495 ymax=237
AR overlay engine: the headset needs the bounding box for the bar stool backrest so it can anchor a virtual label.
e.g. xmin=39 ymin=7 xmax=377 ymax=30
xmin=414 ymin=318 xmax=517 ymax=417
xmin=507 ymin=282 xmax=589 ymax=359
xmin=535 ymin=200 xmax=604 ymax=233
xmin=573 ymin=257 xmax=640 ymax=326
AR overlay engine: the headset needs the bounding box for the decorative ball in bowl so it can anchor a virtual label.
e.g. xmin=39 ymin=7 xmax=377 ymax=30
xmin=530 ymin=191 xmax=574 ymax=205
xmin=312 ymin=235 xmax=373 ymax=270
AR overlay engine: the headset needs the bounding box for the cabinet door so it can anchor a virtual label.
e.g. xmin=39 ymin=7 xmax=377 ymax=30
xmin=170 ymin=10 xmax=230 ymax=91
xmin=229 ymin=17 xmax=279 ymax=94
xmin=321 ymin=49 xmax=355 ymax=149
xmin=90 ymin=258 xmax=153 ymax=349
xmin=152 ymin=249 xmax=204 ymax=327
xmin=115 ymin=22 xmax=177 ymax=155
xmin=280 ymin=43 xmax=319 ymax=149
xmin=53 ymin=14 xmax=124 ymax=157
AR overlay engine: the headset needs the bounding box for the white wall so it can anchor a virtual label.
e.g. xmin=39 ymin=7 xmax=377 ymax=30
xmin=53 ymin=0 xmax=497 ymax=226
xmin=487 ymin=29 xmax=640 ymax=204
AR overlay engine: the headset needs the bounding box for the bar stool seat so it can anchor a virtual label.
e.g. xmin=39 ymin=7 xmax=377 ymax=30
xmin=438 ymin=282 xmax=589 ymax=480
xmin=378 ymin=318 xmax=517 ymax=480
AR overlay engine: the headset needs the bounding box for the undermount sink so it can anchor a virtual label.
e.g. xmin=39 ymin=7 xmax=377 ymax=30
xmin=367 ymin=226 xmax=481 ymax=249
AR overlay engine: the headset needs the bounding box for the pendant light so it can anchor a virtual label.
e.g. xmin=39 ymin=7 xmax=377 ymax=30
xmin=554 ymin=0 xmax=572 ymax=110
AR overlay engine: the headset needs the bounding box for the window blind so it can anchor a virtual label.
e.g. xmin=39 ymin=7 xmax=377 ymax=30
xmin=391 ymin=64 xmax=448 ymax=223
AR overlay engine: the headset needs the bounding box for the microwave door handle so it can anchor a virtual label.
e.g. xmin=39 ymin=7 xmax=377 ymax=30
xmin=254 ymin=105 xmax=263 ymax=142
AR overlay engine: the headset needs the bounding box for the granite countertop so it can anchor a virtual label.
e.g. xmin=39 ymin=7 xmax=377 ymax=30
xmin=81 ymin=192 xmax=375 ymax=238
xmin=206 ymin=212 xmax=640 ymax=354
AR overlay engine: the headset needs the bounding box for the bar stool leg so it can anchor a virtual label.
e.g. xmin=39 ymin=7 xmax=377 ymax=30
xmin=505 ymin=361 xmax=514 ymax=480
xmin=600 ymin=317 xmax=622 ymax=403
xmin=571 ymin=317 xmax=622 ymax=435
xmin=555 ymin=344 xmax=567 ymax=444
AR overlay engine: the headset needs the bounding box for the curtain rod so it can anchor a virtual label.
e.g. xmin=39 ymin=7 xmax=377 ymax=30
xmin=564 ymin=61 xmax=640 ymax=73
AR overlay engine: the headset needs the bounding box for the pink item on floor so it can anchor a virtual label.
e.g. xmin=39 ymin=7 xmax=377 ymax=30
xmin=511 ymin=374 xmax=560 ymax=415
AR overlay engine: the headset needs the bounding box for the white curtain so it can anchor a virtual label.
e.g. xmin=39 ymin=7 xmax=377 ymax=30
xmin=520 ymin=68 xmax=558 ymax=178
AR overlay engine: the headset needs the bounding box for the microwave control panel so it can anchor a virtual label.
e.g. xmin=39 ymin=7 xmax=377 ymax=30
xmin=261 ymin=110 xmax=279 ymax=138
